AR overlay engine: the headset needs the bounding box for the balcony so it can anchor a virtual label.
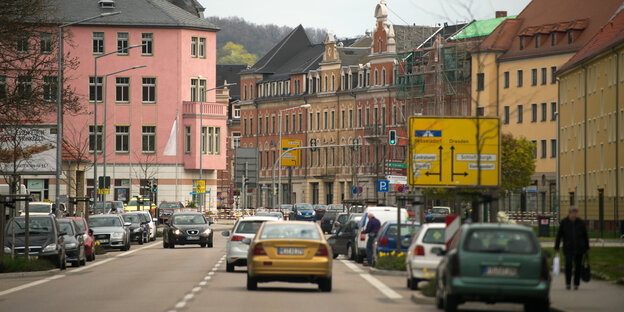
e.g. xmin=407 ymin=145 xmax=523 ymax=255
xmin=182 ymin=101 xmax=227 ymax=117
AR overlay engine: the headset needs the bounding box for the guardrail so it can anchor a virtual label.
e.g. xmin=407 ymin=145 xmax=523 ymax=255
xmin=206 ymin=208 xmax=293 ymax=222
xmin=502 ymin=211 xmax=558 ymax=224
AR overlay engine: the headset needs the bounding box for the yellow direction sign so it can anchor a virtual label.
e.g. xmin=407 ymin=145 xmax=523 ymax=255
xmin=98 ymin=189 xmax=110 ymax=195
xmin=196 ymin=180 xmax=206 ymax=194
xmin=408 ymin=117 xmax=500 ymax=187
xmin=281 ymin=139 xmax=301 ymax=166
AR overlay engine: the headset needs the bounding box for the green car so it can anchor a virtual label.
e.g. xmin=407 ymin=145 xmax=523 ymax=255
xmin=435 ymin=223 xmax=550 ymax=312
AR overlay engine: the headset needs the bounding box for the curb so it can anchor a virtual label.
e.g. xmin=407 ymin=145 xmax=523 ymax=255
xmin=410 ymin=292 xmax=435 ymax=305
xmin=0 ymin=268 xmax=60 ymax=279
xmin=368 ymin=267 xmax=407 ymax=276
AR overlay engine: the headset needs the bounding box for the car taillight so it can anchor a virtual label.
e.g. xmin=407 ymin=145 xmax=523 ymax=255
xmin=415 ymin=245 xmax=425 ymax=256
xmin=252 ymin=243 xmax=266 ymax=255
xmin=231 ymin=235 xmax=245 ymax=241
xmin=360 ymin=231 xmax=366 ymax=241
xmin=315 ymin=245 xmax=329 ymax=256
xmin=450 ymin=253 xmax=460 ymax=277
xmin=379 ymin=237 xmax=389 ymax=246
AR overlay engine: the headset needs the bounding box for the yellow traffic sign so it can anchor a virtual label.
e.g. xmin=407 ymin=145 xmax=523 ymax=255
xmin=281 ymin=139 xmax=301 ymax=166
xmin=98 ymin=188 xmax=110 ymax=195
xmin=408 ymin=117 xmax=500 ymax=187
xmin=196 ymin=180 xmax=206 ymax=194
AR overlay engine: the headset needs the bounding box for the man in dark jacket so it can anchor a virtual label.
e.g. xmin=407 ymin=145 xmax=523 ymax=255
xmin=363 ymin=213 xmax=381 ymax=266
xmin=555 ymin=206 xmax=589 ymax=290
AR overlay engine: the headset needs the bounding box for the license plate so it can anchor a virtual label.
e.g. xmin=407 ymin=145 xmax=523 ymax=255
xmin=97 ymin=239 xmax=109 ymax=243
xmin=187 ymin=236 xmax=199 ymax=240
xmin=278 ymin=247 xmax=304 ymax=255
xmin=483 ymin=266 xmax=517 ymax=277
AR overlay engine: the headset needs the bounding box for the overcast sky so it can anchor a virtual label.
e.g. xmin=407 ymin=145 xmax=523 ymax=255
xmin=198 ymin=0 xmax=531 ymax=37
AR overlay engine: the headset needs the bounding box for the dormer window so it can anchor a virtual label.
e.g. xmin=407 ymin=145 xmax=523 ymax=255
xmin=567 ymin=30 xmax=573 ymax=44
xmin=99 ymin=0 xmax=115 ymax=8
xmin=551 ymin=33 xmax=556 ymax=46
xmin=535 ymin=35 xmax=540 ymax=48
xmin=519 ymin=36 xmax=525 ymax=50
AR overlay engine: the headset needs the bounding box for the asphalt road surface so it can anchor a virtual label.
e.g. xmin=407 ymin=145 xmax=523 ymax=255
xmin=0 ymin=233 xmax=531 ymax=312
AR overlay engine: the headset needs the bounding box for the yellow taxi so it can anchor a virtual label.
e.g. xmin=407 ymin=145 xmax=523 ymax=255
xmin=125 ymin=196 xmax=156 ymax=213
xmin=244 ymin=221 xmax=332 ymax=291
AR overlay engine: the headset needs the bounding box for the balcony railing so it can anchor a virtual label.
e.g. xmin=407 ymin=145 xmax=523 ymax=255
xmin=182 ymin=101 xmax=227 ymax=117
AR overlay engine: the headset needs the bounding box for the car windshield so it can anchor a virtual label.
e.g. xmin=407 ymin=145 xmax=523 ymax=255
xmin=160 ymin=203 xmax=180 ymax=209
xmin=29 ymin=204 xmax=50 ymax=213
xmin=88 ymin=217 xmax=122 ymax=228
xmin=294 ymin=203 xmax=313 ymax=211
xmin=259 ymin=224 xmax=322 ymax=241
xmin=235 ymin=221 xmax=265 ymax=234
xmin=74 ymin=220 xmax=86 ymax=232
xmin=6 ymin=217 xmax=53 ymax=235
xmin=112 ymin=202 xmax=124 ymax=209
xmin=422 ymin=228 xmax=445 ymax=244
xmin=58 ymin=222 xmax=75 ymax=235
xmin=431 ymin=208 xmax=449 ymax=214
xmin=386 ymin=224 xmax=420 ymax=237
xmin=463 ymin=229 xmax=538 ymax=254
xmin=122 ymin=214 xmax=141 ymax=223
xmin=172 ymin=215 xmax=206 ymax=225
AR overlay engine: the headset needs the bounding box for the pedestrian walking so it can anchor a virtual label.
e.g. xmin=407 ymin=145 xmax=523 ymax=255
xmin=363 ymin=212 xmax=380 ymax=266
xmin=555 ymin=206 xmax=590 ymax=290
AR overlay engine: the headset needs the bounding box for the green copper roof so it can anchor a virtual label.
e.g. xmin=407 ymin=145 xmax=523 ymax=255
xmin=453 ymin=15 xmax=517 ymax=40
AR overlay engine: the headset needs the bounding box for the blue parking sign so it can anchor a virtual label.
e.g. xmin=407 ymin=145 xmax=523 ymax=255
xmin=377 ymin=180 xmax=390 ymax=192
xmin=352 ymin=186 xmax=358 ymax=195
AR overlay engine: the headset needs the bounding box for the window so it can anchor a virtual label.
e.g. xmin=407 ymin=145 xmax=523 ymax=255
xmin=341 ymin=111 xmax=345 ymax=128
xmin=233 ymin=105 xmax=240 ymax=119
xmin=298 ymin=113 xmax=302 ymax=132
xmin=382 ymin=68 xmax=386 ymax=85
xmin=199 ymin=79 xmax=206 ymax=101
xmin=349 ymin=109 xmax=353 ymax=127
xmin=331 ymin=111 xmax=335 ymax=129
xmin=266 ymin=116 xmax=270 ymax=134
xmin=141 ymin=33 xmax=153 ymax=55
xmin=517 ymin=105 xmax=523 ymax=123
xmin=531 ymin=140 xmax=537 ymax=158
xmin=17 ymin=76 xmax=32 ymax=99
xmin=39 ymin=32 xmax=52 ymax=53
xmin=503 ymin=71 xmax=509 ymax=88
xmin=92 ymin=32 xmax=104 ymax=54
xmin=199 ymin=38 xmax=206 ymax=58
xmin=541 ymin=68 xmax=547 ymax=85
xmin=517 ymin=70 xmax=523 ymax=87
xmin=531 ymin=68 xmax=537 ymax=86
xmin=142 ymin=78 xmax=156 ymax=103
xmin=374 ymin=70 xmax=378 ymax=86
xmin=316 ymin=112 xmax=320 ymax=130
xmin=503 ymin=106 xmax=510 ymax=124
xmin=519 ymin=36 xmax=524 ymax=50
xmin=207 ymin=127 xmax=213 ymax=154
xmin=535 ymin=35 xmax=540 ymax=48
xmin=551 ymin=66 xmax=557 ymax=84
xmin=476 ymin=73 xmax=484 ymax=91
xmin=551 ymin=33 xmax=556 ymax=46
xmin=214 ymin=127 xmax=220 ymax=154
xmin=531 ymin=104 xmax=537 ymax=122
xmin=250 ymin=84 xmax=254 ymax=98
xmin=117 ymin=32 xmax=129 ymax=54
xmin=115 ymin=126 xmax=129 ymax=152
xmin=551 ymin=139 xmax=556 ymax=158
xmin=191 ymin=37 xmax=198 ymax=57
xmin=258 ymin=117 xmax=263 ymax=135
xmin=89 ymin=125 xmax=103 ymax=152
xmin=249 ymin=118 xmax=253 ymax=136
xmin=285 ymin=114 xmax=289 ymax=134
xmin=142 ymin=126 xmax=156 ymax=153
xmin=17 ymin=32 xmax=29 ymax=53
xmin=331 ymin=75 xmax=335 ymax=91
xmin=184 ymin=126 xmax=191 ymax=154
xmin=357 ymin=108 xmax=362 ymax=127
xmin=232 ymin=132 xmax=241 ymax=148
xmin=567 ymin=30 xmax=573 ymax=44
xmin=115 ymin=77 xmax=130 ymax=103
xmin=0 ymin=75 xmax=6 ymax=99
xmin=476 ymin=107 xmax=485 ymax=116
xmin=43 ymin=76 xmax=57 ymax=102
xmin=243 ymin=119 xmax=247 ymax=136
xmin=272 ymin=116 xmax=276 ymax=134
xmin=201 ymin=127 xmax=207 ymax=153
xmin=292 ymin=113 xmax=296 ymax=133
xmin=190 ymin=79 xmax=198 ymax=101
xmin=324 ymin=111 xmax=328 ymax=129
xmin=89 ymin=76 xmax=103 ymax=102
xmin=541 ymin=140 xmax=547 ymax=158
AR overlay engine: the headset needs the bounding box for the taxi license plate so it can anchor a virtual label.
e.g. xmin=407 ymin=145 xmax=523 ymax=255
xmin=187 ymin=236 xmax=199 ymax=240
xmin=278 ymin=247 xmax=304 ymax=255
xmin=483 ymin=266 xmax=517 ymax=277
xmin=97 ymin=239 xmax=109 ymax=243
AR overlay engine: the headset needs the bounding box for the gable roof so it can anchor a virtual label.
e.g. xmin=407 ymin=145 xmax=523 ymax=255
xmin=241 ymin=25 xmax=312 ymax=75
xmin=52 ymin=0 xmax=218 ymax=31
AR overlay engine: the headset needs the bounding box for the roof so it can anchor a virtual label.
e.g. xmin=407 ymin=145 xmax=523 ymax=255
xmin=558 ymin=5 xmax=624 ymax=74
xmin=419 ymin=23 xmax=468 ymax=48
xmin=216 ymin=64 xmax=247 ymax=99
xmin=241 ymin=25 xmax=312 ymax=75
xmin=453 ymin=15 xmax=517 ymax=40
xmin=393 ymin=25 xmax=440 ymax=52
xmin=338 ymin=47 xmax=371 ymax=67
xmin=51 ymin=0 xmax=219 ymax=31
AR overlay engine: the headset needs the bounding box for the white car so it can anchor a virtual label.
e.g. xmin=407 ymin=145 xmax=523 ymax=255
xmin=354 ymin=206 xmax=408 ymax=263
xmin=222 ymin=216 xmax=280 ymax=272
xmin=405 ymin=223 xmax=446 ymax=290
xmin=137 ymin=210 xmax=157 ymax=241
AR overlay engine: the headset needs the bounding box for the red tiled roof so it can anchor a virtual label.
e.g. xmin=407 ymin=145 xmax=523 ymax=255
xmin=558 ymin=7 xmax=624 ymax=74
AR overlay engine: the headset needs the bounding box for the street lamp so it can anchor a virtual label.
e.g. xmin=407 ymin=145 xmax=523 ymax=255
xmin=102 ymin=65 xmax=147 ymax=201
xmin=276 ymin=103 xmax=311 ymax=208
xmin=198 ymin=82 xmax=236 ymax=213
xmin=56 ymin=11 xmax=120 ymax=215
xmin=93 ymin=43 xmax=144 ymax=208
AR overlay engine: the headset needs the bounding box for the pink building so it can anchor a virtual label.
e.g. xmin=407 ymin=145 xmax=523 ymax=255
xmin=56 ymin=0 xmax=226 ymax=207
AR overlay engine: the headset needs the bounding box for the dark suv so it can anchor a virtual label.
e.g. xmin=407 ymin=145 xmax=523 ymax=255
xmin=4 ymin=215 xmax=67 ymax=269
xmin=157 ymin=201 xmax=184 ymax=224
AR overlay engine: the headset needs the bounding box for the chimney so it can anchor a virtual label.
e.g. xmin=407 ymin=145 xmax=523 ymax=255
xmin=496 ymin=11 xmax=507 ymax=18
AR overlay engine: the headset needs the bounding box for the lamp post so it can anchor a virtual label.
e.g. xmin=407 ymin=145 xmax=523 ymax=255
xmin=56 ymin=11 xmax=120 ymax=215
xmin=198 ymin=83 xmax=236 ymax=213
xmin=102 ymin=65 xmax=147 ymax=202
xmin=93 ymin=43 xmax=144 ymax=209
xmin=276 ymin=103 xmax=311 ymax=208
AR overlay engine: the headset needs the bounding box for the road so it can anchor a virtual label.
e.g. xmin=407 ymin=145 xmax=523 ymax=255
xmin=0 ymin=232 xmax=546 ymax=312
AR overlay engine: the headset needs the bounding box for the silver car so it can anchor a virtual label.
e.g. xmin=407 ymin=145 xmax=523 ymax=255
xmin=87 ymin=214 xmax=131 ymax=251
xmin=222 ymin=216 xmax=280 ymax=272
xmin=136 ymin=210 xmax=157 ymax=241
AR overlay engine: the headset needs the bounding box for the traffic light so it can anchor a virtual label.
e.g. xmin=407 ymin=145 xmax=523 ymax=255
xmin=389 ymin=130 xmax=396 ymax=145
xmin=152 ymin=179 xmax=158 ymax=192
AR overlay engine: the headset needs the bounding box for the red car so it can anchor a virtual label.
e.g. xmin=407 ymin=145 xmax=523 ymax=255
xmin=67 ymin=217 xmax=96 ymax=261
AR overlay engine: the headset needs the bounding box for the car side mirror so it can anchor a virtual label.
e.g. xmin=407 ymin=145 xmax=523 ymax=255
xmin=327 ymin=237 xmax=336 ymax=245
xmin=241 ymin=238 xmax=251 ymax=245
xmin=221 ymin=231 xmax=230 ymax=237
xmin=124 ymin=222 xmax=132 ymax=227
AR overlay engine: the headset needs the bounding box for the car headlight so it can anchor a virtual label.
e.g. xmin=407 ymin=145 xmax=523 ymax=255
xmin=311 ymin=211 xmax=316 ymax=216
xmin=297 ymin=211 xmax=302 ymax=215
xmin=42 ymin=243 xmax=57 ymax=252
xmin=174 ymin=229 xmax=181 ymax=235
xmin=133 ymin=227 xmax=142 ymax=233
xmin=65 ymin=242 xmax=77 ymax=249
xmin=111 ymin=232 xmax=124 ymax=239
xmin=202 ymin=228 xmax=212 ymax=235
xmin=4 ymin=246 xmax=11 ymax=253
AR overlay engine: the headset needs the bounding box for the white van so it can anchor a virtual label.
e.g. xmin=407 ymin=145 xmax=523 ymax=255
xmin=0 ymin=184 xmax=29 ymax=218
xmin=354 ymin=206 xmax=408 ymax=263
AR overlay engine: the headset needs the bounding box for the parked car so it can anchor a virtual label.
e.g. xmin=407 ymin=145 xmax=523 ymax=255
xmin=136 ymin=210 xmax=157 ymax=241
xmin=292 ymin=203 xmax=316 ymax=221
xmin=327 ymin=204 xmax=345 ymax=212
xmin=57 ymin=218 xmax=87 ymax=267
xmin=330 ymin=213 xmax=350 ymax=234
xmin=426 ymin=206 xmax=451 ymax=223
xmin=406 ymin=223 xmax=445 ymax=289
xmin=4 ymin=215 xmax=67 ymax=269
xmin=319 ymin=210 xmax=339 ymax=233
xmin=435 ymin=223 xmax=551 ymax=312
xmin=157 ymin=201 xmax=184 ymax=224
xmin=245 ymin=221 xmax=332 ymax=291
xmin=67 ymin=216 xmax=96 ymax=261
xmin=222 ymin=216 xmax=281 ymax=272
xmin=327 ymin=219 xmax=360 ymax=259
xmin=21 ymin=201 xmax=66 ymax=217
xmin=371 ymin=221 xmax=420 ymax=266
xmin=121 ymin=212 xmax=150 ymax=244
xmin=313 ymin=204 xmax=328 ymax=220
xmin=163 ymin=212 xmax=213 ymax=248
xmin=87 ymin=214 xmax=131 ymax=251
xmin=354 ymin=206 xmax=408 ymax=263
xmin=89 ymin=201 xmax=123 ymax=215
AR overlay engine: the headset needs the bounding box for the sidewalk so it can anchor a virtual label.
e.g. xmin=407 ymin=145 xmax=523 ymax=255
xmin=540 ymin=239 xmax=624 ymax=248
xmin=550 ymin=273 xmax=624 ymax=312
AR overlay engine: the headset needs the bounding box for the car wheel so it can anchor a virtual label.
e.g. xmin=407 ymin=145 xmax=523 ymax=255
xmin=347 ymin=244 xmax=354 ymax=260
xmin=443 ymin=285 xmax=458 ymax=312
xmin=200 ymin=243 xmax=207 ymax=248
xmin=138 ymin=237 xmax=144 ymax=245
xmin=525 ymin=299 xmax=549 ymax=312
xmin=332 ymin=252 xmax=338 ymax=259
xmin=226 ymin=262 xmax=235 ymax=272
xmin=246 ymin=274 xmax=257 ymax=290
xmin=208 ymin=240 xmax=213 ymax=248
xmin=409 ymin=277 xmax=419 ymax=290
xmin=169 ymin=242 xmax=175 ymax=249
xmin=318 ymin=277 xmax=332 ymax=292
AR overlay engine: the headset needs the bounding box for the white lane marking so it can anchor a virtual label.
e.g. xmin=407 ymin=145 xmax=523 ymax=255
xmin=208 ymin=271 xmax=215 ymax=276
xmin=174 ymin=301 xmax=186 ymax=309
xmin=192 ymin=287 xmax=201 ymax=293
xmin=115 ymin=242 xmax=159 ymax=257
xmin=184 ymin=293 xmax=194 ymax=301
xmin=359 ymin=273 xmax=403 ymax=299
xmin=199 ymin=281 xmax=207 ymax=286
xmin=211 ymin=267 xmax=218 ymax=271
xmin=340 ymin=259 xmax=364 ymax=273
xmin=71 ymin=258 xmax=114 ymax=273
xmin=203 ymin=276 xmax=211 ymax=281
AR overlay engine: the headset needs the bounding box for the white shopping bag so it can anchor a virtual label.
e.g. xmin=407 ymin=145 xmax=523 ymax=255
xmin=553 ymin=254 xmax=560 ymax=276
